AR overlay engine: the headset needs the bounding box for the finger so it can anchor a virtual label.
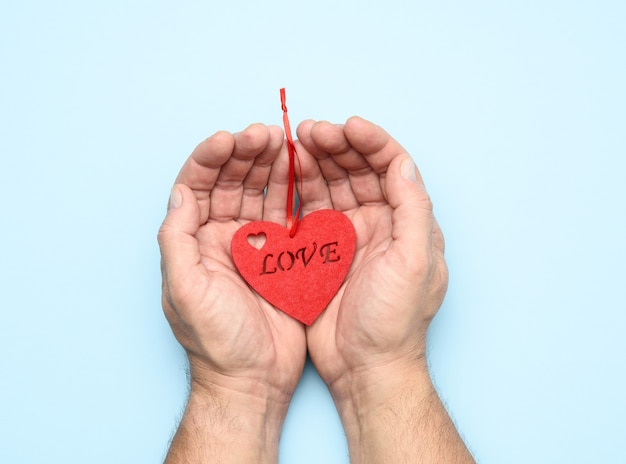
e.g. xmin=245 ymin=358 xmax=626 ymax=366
xmin=157 ymin=184 xmax=204 ymax=303
xmin=310 ymin=120 xmax=385 ymax=206
xmin=209 ymin=124 xmax=272 ymax=222
xmin=296 ymin=119 xmax=359 ymax=211
xmin=263 ymin=139 xmax=290 ymax=225
xmin=383 ymin=154 xmax=435 ymax=270
xmin=238 ymin=125 xmax=284 ymax=222
xmin=174 ymin=131 xmax=236 ymax=223
xmin=293 ymin=138 xmax=334 ymax=215
xmin=343 ymin=116 xmax=409 ymax=175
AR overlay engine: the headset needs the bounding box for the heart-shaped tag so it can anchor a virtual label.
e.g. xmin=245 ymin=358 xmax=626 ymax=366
xmin=231 ymin=210 xmax=356 ymax=325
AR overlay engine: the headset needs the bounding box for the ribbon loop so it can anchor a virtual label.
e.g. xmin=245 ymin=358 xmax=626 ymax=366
xmin=280 ymin=88 xmax=302 ymax=237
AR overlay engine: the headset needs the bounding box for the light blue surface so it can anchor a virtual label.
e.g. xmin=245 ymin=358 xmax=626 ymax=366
xmin=1 ymin=1 xmax=625 ymax=462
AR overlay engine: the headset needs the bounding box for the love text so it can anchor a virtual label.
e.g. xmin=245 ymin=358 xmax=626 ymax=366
xmin=260 ymin=241 xmax=341 ymax=275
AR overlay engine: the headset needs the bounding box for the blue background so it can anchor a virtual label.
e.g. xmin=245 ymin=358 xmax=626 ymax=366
xmin=1 ymin=1 xmax=625 ymax=462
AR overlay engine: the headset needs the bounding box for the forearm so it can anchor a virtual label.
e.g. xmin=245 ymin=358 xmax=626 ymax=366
xmin=165 ymin=382 xmax=288 ymax=464
xmin=330 ymin=358 xmax=474 ymax=464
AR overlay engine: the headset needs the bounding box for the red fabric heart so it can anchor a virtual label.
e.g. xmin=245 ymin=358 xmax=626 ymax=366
xmin=231 ymin=210 xmax=356 ymax=325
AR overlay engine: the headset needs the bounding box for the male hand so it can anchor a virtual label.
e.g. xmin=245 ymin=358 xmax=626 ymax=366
xmin=157 ymin=124 xmax=307 ymax=463
xmin=296 ymin=117 xmax=473 ymax=463
xmin=296 ymin=116 xmax=446 ymax=389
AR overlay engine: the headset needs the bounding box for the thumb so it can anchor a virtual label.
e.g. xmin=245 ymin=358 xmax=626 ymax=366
xmin=385 ymin=154 xmax=435 ymax=259
xmin=157 ymin=184 xmax=203 ymax=284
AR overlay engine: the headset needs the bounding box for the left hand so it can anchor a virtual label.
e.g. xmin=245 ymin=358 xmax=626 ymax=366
xmin=294 ymin=117 xmax=448 ymax=393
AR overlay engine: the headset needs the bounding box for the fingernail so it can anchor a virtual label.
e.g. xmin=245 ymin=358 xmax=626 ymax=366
xmin=401 ymin=157 xmax=418 ymax=183
xmin=169 ymin=186 xmax=182 ymax=209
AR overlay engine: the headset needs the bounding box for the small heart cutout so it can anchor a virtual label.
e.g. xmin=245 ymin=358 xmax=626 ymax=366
xmin=247 ymin=232 xmax=266 ymax=250
xmin=231 ymin=210 xmax=356 ymax=325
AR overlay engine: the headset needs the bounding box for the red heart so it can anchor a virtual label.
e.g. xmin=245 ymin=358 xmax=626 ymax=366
xmin=231 ymin=210 xmax=356 ymax=325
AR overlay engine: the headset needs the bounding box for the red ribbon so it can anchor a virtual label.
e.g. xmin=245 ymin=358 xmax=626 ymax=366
xmin=280 ymin=88 xmax=302 ymax=237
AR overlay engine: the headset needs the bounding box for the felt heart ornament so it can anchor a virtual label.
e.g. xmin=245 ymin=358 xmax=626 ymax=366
xmin=231 ymin=209 xmax=356 ymax=325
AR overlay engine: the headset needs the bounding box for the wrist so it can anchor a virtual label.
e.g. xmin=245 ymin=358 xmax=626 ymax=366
xmin=165 ymin=366 xmax=293 ymax=464
xmin=187 ymin=350 xmax=298 ymax=408
xmin=188 ymin=377 xmax=292 ymax=433
xmin=329 ymin=356 xmax=436 ymax=462
xmin=327 ymin=355 xmax=473 ymax=463
xmin=329 ymin=354 xmax=433 ymax=416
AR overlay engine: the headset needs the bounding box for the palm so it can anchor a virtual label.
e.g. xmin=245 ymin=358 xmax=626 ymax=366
xmin=192 ymin=220 xmax=306 ymax=376
xmin=306 ymin=205 xmax=400 ymax=381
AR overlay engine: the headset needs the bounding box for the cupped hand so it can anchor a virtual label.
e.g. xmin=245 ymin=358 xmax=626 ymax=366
xmin=295 ymin=117 xmax=448 ymax=392
xmin=157 ymin=124 xmax=306 ymax=403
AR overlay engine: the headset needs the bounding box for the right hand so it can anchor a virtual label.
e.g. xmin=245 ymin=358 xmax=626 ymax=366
xmin=157 ymin=124 xmax=307 ymax=405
